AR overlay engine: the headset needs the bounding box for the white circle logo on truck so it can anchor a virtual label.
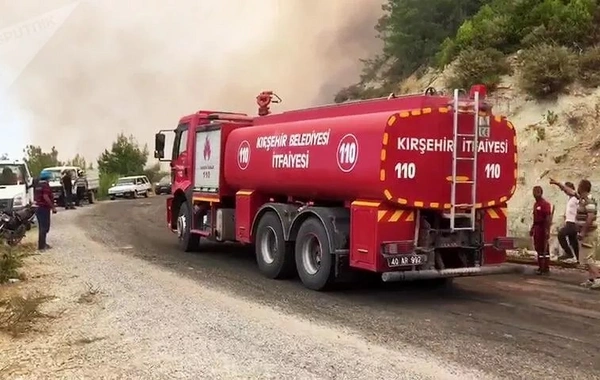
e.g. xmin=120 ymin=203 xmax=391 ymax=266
xmin=337 ymin=134 xmax=359 ymax=172
xmin=237 ymin=140 xmax=251 ymax=170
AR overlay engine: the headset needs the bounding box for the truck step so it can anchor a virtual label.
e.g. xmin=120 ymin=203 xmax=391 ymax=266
xmin=442 ymin=213 xmax=473 ymax=219
xmin=452 ymin=203 xmax=474 ymax=208
xmin=452 ymin=180 xmax=475 ymax=184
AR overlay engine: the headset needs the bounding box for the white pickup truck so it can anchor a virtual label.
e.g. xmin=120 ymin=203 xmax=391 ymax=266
xmin=0 ymin=159 xmax=34 ymax=213
xmin=42 ymin=166 xmax=100 ymax=205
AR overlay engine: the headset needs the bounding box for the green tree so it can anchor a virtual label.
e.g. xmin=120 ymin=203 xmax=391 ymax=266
xmin=23 ymin=145 xmax=62 ymax=177
xmin=97 ymin=133 xmax=148 ymax=176
xmin=142 ymin=162 xmax=169 ymax=184
xmin=369 ymin=0 xmax=489 ymax=82
xmin=66 ymin=153 xmax=87 ymax=169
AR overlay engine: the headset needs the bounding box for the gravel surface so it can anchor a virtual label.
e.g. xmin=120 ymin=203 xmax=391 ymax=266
xmin=79 ymin=198 xmax=600 ymax=380
xmin=0 ymin=206 xmax=491 ymax=379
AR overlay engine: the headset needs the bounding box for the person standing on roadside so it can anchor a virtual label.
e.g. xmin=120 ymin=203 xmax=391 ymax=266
xmin=530 ymin=186 xmax=553 ymax=275
xmin=550 ymin=178 xmax=600 ymax=289
xmin=75 ymin=169 xmax=87 ymax=207
xmin=558 ymin=182 xmax=580 ymax=263
xmin=34 ymin=170 xmax=57 ymax=251
xmin=61 ymin=169 xmax=75 ymax=210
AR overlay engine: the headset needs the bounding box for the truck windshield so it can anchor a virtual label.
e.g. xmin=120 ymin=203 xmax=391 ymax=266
xmin=0 ymin=164 xmax=25 ymax=186
xmin=116 ymin=178 xmax=134 ymax=185
xmin=44 ymin=170 xmax=63 ymax=181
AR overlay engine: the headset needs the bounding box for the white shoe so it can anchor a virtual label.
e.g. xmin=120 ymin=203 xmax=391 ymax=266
xmin=563 ymin=258 xmax=578 ymax=264
xmin=590 ymin=279 xmax=600 ymax=290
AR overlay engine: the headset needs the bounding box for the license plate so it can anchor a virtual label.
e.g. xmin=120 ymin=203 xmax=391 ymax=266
xmin=387 ymin=254 xmax=424 ymax=267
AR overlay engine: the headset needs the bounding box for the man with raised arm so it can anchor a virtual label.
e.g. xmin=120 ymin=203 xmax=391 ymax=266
xmin=550 ymin=178 xmax=600 ymax=289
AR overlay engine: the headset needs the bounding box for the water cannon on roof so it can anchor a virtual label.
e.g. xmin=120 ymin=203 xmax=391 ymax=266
xmin=256 ymin=90 xmax=282 ymax=116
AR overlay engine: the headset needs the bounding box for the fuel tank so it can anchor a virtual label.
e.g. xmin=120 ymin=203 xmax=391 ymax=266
xmin=223 ymin=99 xmax=517 ymax=209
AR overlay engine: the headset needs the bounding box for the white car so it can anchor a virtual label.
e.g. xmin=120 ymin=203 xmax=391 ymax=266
xmin=108 ymin=175 xmax=152 ymax=200
xmin=0 ymin=159 xmax=34 ymax=213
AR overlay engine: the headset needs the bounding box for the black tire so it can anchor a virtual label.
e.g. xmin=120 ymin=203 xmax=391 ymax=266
xmin=110 ymin=196 xmax=116 ymax=201
xmin=255 ymin=212 xmax=295 ymax=279
xmin=295 ymin=217 xmax=335 ymax=291
xmin=88 ymin=190 xmax=95 ymax=204
xmin=177 ymin=202 xmax=200 ymax=252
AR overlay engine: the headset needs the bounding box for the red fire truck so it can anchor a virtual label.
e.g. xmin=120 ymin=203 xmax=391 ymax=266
xmin=154 ymin=85 xmax=518 ymax=291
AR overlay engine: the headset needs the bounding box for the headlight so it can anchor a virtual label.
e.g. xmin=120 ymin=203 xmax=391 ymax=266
xmin=13 ymin=195 xmax=23 ymax=207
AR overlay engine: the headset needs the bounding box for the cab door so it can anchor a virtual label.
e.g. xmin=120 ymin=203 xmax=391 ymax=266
xmin=171 ymin=123 xmax=192 ymax=191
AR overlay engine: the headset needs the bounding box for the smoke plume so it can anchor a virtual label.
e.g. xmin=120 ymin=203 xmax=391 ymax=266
xmin=1 ymin=0 xmax=383 ymax=161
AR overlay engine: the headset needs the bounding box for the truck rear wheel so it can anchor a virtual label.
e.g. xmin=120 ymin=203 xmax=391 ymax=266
xmin=255 ymin=212 xmax=294 ymax=279
xmin=177 ymin=202 xmax=200 ymax=252
xmin=294 ymin=218 xmax=334 ymax=291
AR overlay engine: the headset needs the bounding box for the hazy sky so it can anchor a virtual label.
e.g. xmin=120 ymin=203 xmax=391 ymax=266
xmin=0 ymin=0 xmax=382 ymax=163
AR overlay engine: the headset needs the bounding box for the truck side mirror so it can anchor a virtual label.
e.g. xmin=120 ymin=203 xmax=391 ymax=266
xmin=154 ymin=133 xmax=166 ymax=159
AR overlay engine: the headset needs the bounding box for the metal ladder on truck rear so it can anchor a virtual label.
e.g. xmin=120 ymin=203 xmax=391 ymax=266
xmin=449 ymin=89 xmax=481 ymax=232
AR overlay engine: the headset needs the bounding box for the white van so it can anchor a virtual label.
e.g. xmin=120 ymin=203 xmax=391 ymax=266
xmin=108 ymin=175 xmax=152 ymax=200
xmin=0 ymin=159 xmax=34 ymax=212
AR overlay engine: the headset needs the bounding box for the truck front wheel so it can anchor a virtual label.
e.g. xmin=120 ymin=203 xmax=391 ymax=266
xmin=295 ymin=218 xmax=334 ymax=291
xmin=177 ymin=202 xmax=200 ymax=252
xmin=255 ymin=212 xmax=294 ymax=279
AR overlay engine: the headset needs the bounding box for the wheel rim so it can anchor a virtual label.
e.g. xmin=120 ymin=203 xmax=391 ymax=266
xmin=260 ymin=227 xmax=278 ymax=264
xmin=176 ymin=213 xmax=187 ymax=239
xmin=301 ymin=233 xmax=322 ymax=275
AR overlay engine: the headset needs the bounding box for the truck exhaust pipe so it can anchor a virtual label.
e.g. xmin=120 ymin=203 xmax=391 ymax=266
xmin=381 ymin=264 xmax=525 ymax=282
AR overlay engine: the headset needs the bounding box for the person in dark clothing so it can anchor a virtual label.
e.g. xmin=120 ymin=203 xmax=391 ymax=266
xmin=557 ymin=181 xmax=580 ymax=263
xmin=530 ymin=186 xmax=553 ymax=275
xmin=61 ymin=170 xmax=75 ymax=210
xmin=34 ymin=171 xmax=57 ymax=250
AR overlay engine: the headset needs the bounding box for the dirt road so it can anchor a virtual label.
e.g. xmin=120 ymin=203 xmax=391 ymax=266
xmin=80 ymin=197 xmax=600 ymax=379
xmin=3 ymin=198 xmax=600 ymax=379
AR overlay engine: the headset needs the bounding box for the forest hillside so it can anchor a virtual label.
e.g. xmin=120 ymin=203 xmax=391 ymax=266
xmin=336 ymin=0 xmax=600 ymax=235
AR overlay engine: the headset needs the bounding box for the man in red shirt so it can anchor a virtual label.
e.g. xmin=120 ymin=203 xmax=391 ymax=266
xmin=530 ymin=186 xmax=553 ymax=274
xmin=34 ymin=171 xmax=57 ymax=250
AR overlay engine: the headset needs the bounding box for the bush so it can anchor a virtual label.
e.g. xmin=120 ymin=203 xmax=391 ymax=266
xmin=446 ymin=48 xmax=511 ymax=91
xmin=0 ymin=243 xmax=34 ymax=283
xmin=98 ymin=172 xmax=119 ymax=200
xmin=0 ymin=248 xmax=23 ymax=283
xmin=518 ymin=44 xmax=577 ymax=99
xmin=578 ymin=46 xmax=600 ymax=88
xmin=438 ymin=0 xmax=598 ymax=66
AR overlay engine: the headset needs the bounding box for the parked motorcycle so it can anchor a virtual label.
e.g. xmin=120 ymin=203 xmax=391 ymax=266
xmin=0 ymin=204 xmax=36 ymax=246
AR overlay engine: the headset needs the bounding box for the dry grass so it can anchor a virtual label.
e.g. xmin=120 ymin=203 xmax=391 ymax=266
xmin=77 ymin=282 xmax=101 ymax=304
xmin=0 ymin=294 xmax=54 ymax=337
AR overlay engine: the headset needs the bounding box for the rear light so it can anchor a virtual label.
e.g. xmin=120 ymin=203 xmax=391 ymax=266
xmin=382 ymin=241 xmax=415 ymax=255
xmin=469 ymin=84 xmax=487 ymax=99
xmin=493 ymin=237 xmax=516 ymax=250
